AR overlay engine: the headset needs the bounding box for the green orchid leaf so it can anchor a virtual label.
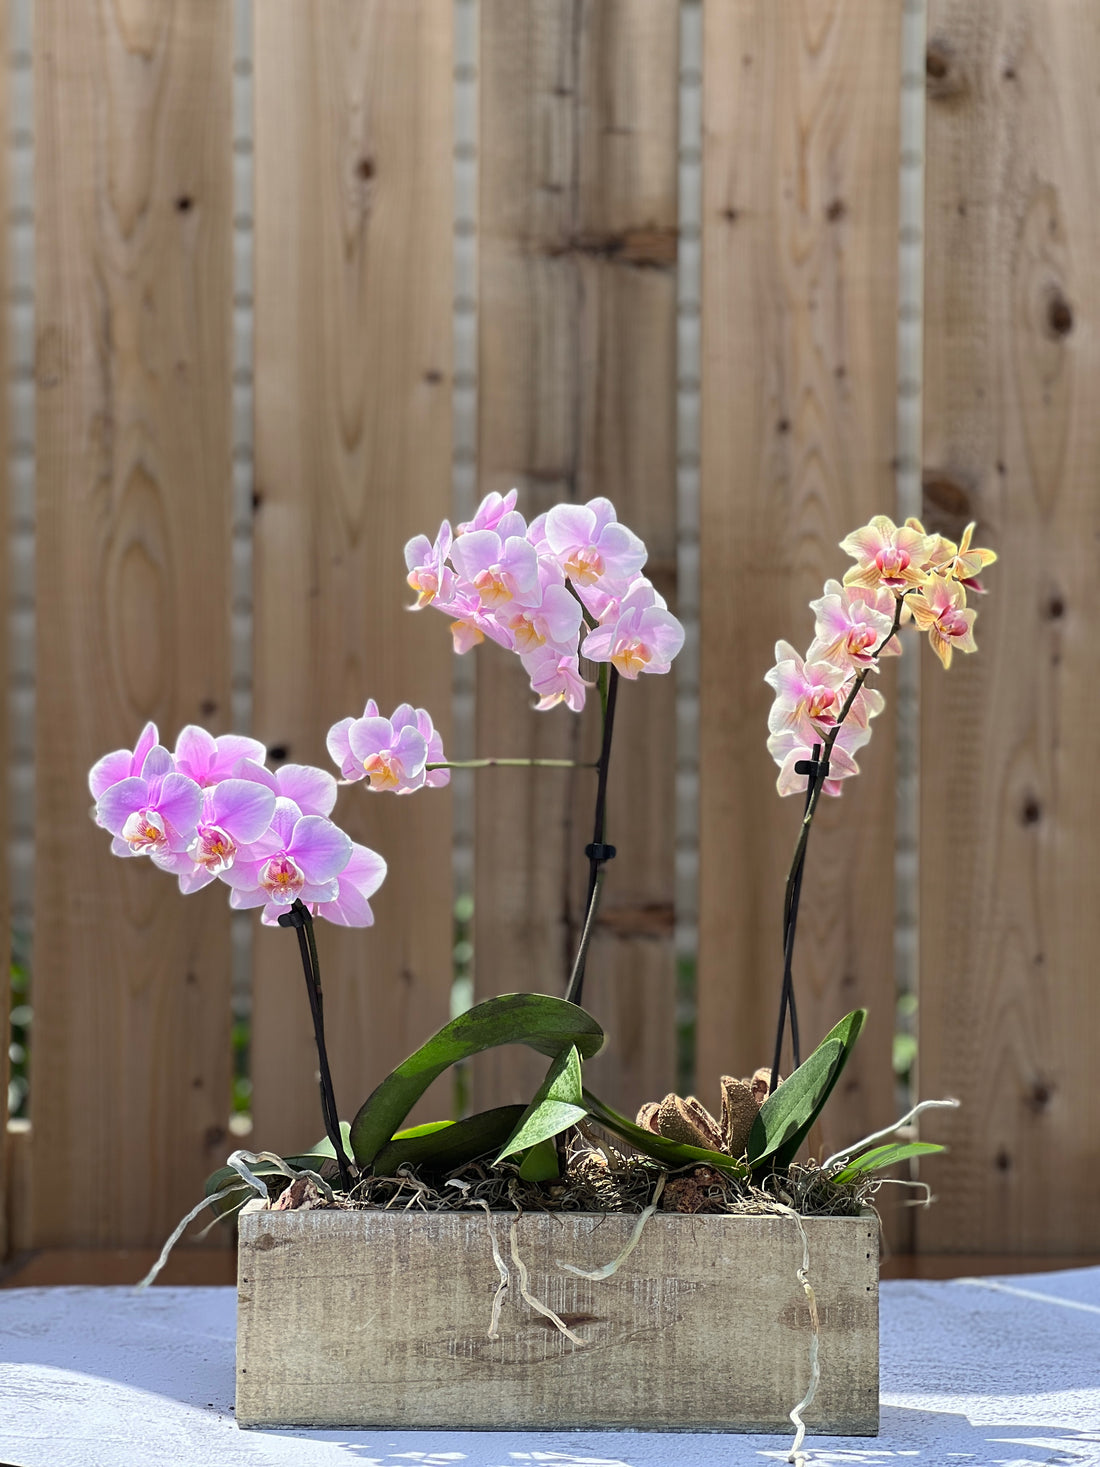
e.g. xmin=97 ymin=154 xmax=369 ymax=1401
xmin=518 ymin=1136 xmax=561 ymax=1182
xmin=747 ymin=1008 xmax=866 ymax=1173
xmin=373 ymin=1105 xmax=527 ymax=1176
xmin=832 ymin=1140 xmax=944 ymax=1183
xmin=496 ymin=1046 xmax=587 ymax=1165
xmin=298 ymin=1120 xmax=353 ymax=1161
xmin=582 ymin=1088 xmax=749 ymax=1178
xmin=350 ymin=993 xmax=605 ymax=1167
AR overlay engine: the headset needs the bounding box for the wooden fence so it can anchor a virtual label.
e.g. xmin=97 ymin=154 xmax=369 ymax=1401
xmin=3 ymin=0 xmax=1098 ymax=1276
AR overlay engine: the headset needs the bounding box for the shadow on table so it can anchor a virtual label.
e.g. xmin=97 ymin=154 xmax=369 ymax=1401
xmin=266 ymin=1408 xmax=1100 ymax=1466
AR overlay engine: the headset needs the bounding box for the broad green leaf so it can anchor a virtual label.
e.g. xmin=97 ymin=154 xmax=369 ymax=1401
xmin=496 ymin=1046 xmax=587 ymax=1164
xmin=583 ymin=1089 xmax=749 ymax=1178
xmin=518 ymin=1137 xmax=561 ymax=1182
xmin=373 ymin=1105 xmax=526 ymax=1176
xmin=747 ymin=1008 xmax=866 ymax=1173
xmin=299 ymin=1120 xmax=353 ymax=1161
xmin=832 ymin=1140 xmax=944 ymax=1183
xmin=351 ymin=993 xmax=605 ymax=1167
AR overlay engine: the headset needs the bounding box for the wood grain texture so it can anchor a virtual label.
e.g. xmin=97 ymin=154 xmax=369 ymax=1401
xmin=697 ymin=1 xmax=902 ymax=1168
xmin=237 ymin=1201 xmax=879 ymax=1432
xmin=917 ymin=1 xmax=1100 ymax=1253
xmin=32 ymin=0 xmax=234 ymax=1247
xmin=249 ymin=1 xmax=454 ymax=1155
xmin=473 ymin=0 xmax=679 ymax=1119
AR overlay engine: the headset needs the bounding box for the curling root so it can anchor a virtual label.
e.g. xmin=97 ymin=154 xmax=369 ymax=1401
xmin=772 ymin=1204 xmax=820 ymax=1466
xmin=509 ymin=1214 xmax=586 ymax=1345
xmin=467 ymin=1197 xmax=510 ymax=1340
xmin=557 ymin=1172 xmax=668 ymax=1281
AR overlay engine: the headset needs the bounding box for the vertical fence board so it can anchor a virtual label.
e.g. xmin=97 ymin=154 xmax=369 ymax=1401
xmin=473 ymin=0 xmax=679 ymax=1117
xmin=918 ymin=1 xmax=1100 ymax=1253
xmin=697 ymin=1 xmax=902 ymax=1166
xmin=250 ymin=1 xmax=454 ymax=1155
xmin=32 ymin=0 xmax=234 ymax=1246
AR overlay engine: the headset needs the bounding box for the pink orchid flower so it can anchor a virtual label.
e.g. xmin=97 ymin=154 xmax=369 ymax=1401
xmin=906 ymin=574 xmax=978 ymax=669
xmin=235 ymin=760 xmax=338 ymax=818
xmin=437 ymin=586 xmax=516 ymax=655
xmin=88 ymin=721 xmax=160 ymax=806
xmin=172 ymin=725 xmax=267 ymax=788
xmin=764 ymin=641 xmax=852 ymax=741
xmin=457 ymin=489 xmax=524 ymax=539
xmin=155 ymin=778 xmax=277 ymax=894
xmin=94 ymin=748 xmax=203 ymax=859
xmin=766 ymin=726 xmax=866 ymax=798
xmin=503 ymin=582 xmax=583 ymax=656
xmin=839 ymin=514 xmax=931 ymax=593
xmin=223 ymin=797 xmax=352 ymax=915
xmin=404 ymin=522 xmax=456 ymax=610
xmin=521 ymin=647 xmax=590 ymax=712
xmin=450 ymin=529 xmax=541 ymax=611
xmin=580 ymin=574 xmax=667 ymax=628
xmin=327 ymin=702 xmax=445 ymax=792
xmin=543 ymin=498 xmax=647 ymax=593
xmin=808 ymin=580 xmax=899 ymax=672
xmin=581 ymin=599 xmax=685 ymax=679
xmin=262 ymin=841 xmax=388 ymax=928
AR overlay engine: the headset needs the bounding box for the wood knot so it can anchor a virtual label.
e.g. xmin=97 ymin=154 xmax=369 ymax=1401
xmin=926 ymin=38 xmax=966 ymax=100
xmin=267 ymin=744 xmax=288 ymax=762
xmin=356 ymin=157 xmax=376 ymax=181
xmin=175 ymin=195 xmax=194 ymax=213
xmin=825 ymin=198 xmax=847 ymax=223
xmin=1047 ymin=593 xmax=1065 ymax=620
xmin=1021 ymin=796 xmax=1041 ymax=825
xmin=1046 ymin=290 xmax=1074 ymax=338
xmin=1026 ymin=1079 xmax=1054 ymax=1113
xmin=921 ymin=470 xmax=973 ymax=536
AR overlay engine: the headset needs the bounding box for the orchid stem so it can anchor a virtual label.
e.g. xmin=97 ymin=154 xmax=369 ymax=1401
xmin=425 ymin=758 xmax=597 ymax=770
xmin=767 ymin=595 xmax=908 ymax=1097
xmin=566 ymin=665 xmax=620 ymax=1007
xmin=278 ymin=899 xmax=353 ymax=1191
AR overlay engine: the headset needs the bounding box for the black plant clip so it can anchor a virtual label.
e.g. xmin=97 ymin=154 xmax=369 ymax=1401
xmin=584 ymin=842 xmax=617 ymax=864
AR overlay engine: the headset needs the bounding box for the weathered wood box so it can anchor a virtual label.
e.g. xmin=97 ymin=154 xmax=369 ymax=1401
xmin=236 ymin=1200 xmax=879 ymax=1432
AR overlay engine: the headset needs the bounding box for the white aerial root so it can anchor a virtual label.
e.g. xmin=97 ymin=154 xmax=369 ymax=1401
xmin=771 ymin=1204 xmax=820 ymax=1467
xmin=459 ymin=1192 xmax=510 ymax=1341
xmin=822 ymin=1096 xmax=960 ymax=1176
xmin=509 ymin=1216 xmax=586 ymax=1345
xmin=557 ymin=1172 xmax=668 ymax=1281
xmin=133 ymin=1149 xmax=335 ymax=1291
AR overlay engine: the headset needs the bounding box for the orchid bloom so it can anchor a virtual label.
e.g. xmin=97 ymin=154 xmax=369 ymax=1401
xmin=94 ymin=746 xmax=203 ymax=859
xmin=172 ymin=725 xmax=267 ymax=788
xmin=449 ymin=529 xmax=541 ymax=611
xmin=808 ymin=581 xmax=899 ymax=672
xmin=764 ymin=640 xmax=852 ymax=742
xmin=503 ymin=581 xmax=583 ymax=656
xmin=272 ymin=841 xmax=388 ymax=928
xmin=906 ymin=574 xmax=977 ymax=669
xmin=456 ymin=488 xmax=522 ymax=538
xmin=521 ymin=647 xmax=590 ymax=712
xmin=404 ymin=522 xmax=456 ymax=610
xmin=236 ymin=760 xmax=338 ymax=818
xmin=155 ymin=778 xmax=277 ymax=893
xmin=543 ymin=498 xmax=647 ymax=595
xmin=937 ymin=521 xmax=998 ymax=593
xmin=581 ymin=599 xmax=685 ymax=680
xmin=326 ymin=702 xmax=445 ymax=793
xmin=767 ymin=724 xmax=866 ymax=798
xmin=839 ymin=514 xmax=931 ymax=594
xmin=223 ymin=797 xmax=352 ymax=916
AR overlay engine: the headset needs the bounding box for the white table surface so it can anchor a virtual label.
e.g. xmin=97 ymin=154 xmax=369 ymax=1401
xmin=2 ymin=1269 xmax=1099 ymax=1467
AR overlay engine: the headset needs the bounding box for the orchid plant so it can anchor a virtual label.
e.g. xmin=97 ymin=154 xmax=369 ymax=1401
xmin=89 ymin=500 xmax=994 ymax=1220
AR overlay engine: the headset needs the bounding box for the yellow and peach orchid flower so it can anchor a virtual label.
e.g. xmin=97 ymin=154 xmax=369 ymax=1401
xmin=840 ymin=514 xmax=931 ymax=594
xmin=906 ymin=574 xmax=977 ymax=669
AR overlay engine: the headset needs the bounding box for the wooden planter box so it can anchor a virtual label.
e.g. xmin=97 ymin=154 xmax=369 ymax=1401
xmin=236 ymin=1200 xmax=879 ymax=1433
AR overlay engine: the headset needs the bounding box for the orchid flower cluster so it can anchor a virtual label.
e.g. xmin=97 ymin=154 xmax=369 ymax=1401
xmin=765 ymin=514 xmax=997 ymax=798
xmin=404 ymin=490 xmax=685 ymax=711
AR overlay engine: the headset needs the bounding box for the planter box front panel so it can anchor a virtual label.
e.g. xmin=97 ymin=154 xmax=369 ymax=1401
xmin=237 ymin=1204 xmax=878 ymax=1432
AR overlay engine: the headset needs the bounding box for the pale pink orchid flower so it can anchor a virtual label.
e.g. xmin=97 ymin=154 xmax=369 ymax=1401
xmin=450 ymin=529 xmax=541 ymax=611
xmin=262 ymin=841 xmax=388 ymax=928
xmin=404 ymin=522 xmax=456 ymax=610
xmin=906 ymin=574 xmax=978 ymax=669
xmin=435 ymin=586 xmax=516 ymax=655
xmin=172 ymin=725 xmax=267 ymax=788
xmin=583 ymin=574 xmax=668 ymax=628
xmin=543 ymin=498 xmax=647 ymax=592
xmin=224 ymin=797 xmax=352 ymax=915
xmin=236 ymin=760 xmax=338 ymax=818
xmin=521 ymin=647 xmax=590 ymax=713
xmin=503 ymin=582 xmax=583 ymax=656
xmin=457 ymin=489 xmax=523 ymax=538
xmin=155 ymin=778 xmax=277 ymax=894
xmin=327 ymin=702 xmax=444 ymax=792
xmin=767 ymin=726 xmax=865 ymax=798
xmin=764 ymin=641 xmax=852 ymax=739
xmin=839 ymin=514 xmax=931 ymax=593
xmin=808 ymin=581 xmax=899 ymax=672
xmin=88 ymin=721 xmax=160 ymax=807
xmin=94 ymin=751 xmax=203 ymax=860
xmin=581 ymin=600 xmax=685 ymax=680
